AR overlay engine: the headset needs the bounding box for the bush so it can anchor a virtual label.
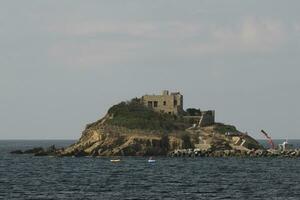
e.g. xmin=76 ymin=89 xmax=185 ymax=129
xmin=107 ymin=99 xmax=190 ymax=131
xmin=214 ymin=124 xmax=237 ymax=134
xmin=186 ymin=108 xmax=201 ymax=116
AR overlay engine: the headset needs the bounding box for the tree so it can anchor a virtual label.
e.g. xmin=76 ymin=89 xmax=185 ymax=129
xmin=186 ymin=108 xmax=201 ymax=116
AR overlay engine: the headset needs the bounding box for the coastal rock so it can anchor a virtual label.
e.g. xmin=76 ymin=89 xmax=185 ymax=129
xmin=23 ymin=147 xmax=44 ymax=154
xmin=10 ymin=150 xmax=23 ymax=154
xmin=57 ymin=120 xmax=263 ymax=157
xmin=14 ymin=99 xmax=264 ymax=157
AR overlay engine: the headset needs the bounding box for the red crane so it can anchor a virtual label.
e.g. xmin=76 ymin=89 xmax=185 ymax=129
xmin=261 ymin=130 xmax=275 ymax=149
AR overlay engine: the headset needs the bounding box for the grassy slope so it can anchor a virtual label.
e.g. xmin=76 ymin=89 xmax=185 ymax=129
xmin=107 ymin=99 xmax=190 ymax=131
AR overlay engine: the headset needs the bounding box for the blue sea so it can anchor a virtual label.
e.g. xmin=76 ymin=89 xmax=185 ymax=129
xmin=1 ymin=140 xmax=300 ymax=200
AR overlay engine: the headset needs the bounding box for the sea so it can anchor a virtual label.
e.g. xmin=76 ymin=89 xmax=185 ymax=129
xmin=1 ymin=140 xmax=300 ymax=200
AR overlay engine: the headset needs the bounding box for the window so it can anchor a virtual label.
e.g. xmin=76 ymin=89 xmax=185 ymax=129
xmin=154 ymin=101 xmax=158 ymax=107
xmin=163 ymin=101 xmax=166 ymax=106
xmin=148 ymin=101 xmax=153 ymax=107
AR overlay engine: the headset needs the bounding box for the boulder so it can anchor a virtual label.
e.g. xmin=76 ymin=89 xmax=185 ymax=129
xmin=74 ymin=150 xmax=88 ymax=157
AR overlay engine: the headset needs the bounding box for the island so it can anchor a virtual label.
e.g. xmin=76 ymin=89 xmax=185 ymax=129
xmin=11 ymin=90 xmax=300 ymax=158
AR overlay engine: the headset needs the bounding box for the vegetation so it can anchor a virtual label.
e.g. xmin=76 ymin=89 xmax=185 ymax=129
xmin=107 ymin=99 xmax=190 ymax=131
xmin=214 ymin=123 xmax=237 ymax=134
xmin=185 ymin=108 xmax=202 ymax=116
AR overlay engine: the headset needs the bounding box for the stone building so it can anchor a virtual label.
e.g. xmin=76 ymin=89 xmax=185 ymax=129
xmin=197 ymin=110 xmax=215 ymax=127
xmin=141 ymin=90 xmax=184 ymax=115
xmin=141 ymin=90 xmax=215 ymax=127
xmin=183 ymin=111 xmax=215 ymax=127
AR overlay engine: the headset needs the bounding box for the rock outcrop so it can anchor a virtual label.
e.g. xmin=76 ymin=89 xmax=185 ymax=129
xmin=61 ymin=115 xmax=183 ymax=156
xmin=57 ymin=114 xmax=262 ymax=157
xmin=11 ymin=99 xmax=299 ymax=158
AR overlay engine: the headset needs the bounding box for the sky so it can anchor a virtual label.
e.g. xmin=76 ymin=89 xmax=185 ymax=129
xmin=0 ymin=0 xmax=300 ymax=139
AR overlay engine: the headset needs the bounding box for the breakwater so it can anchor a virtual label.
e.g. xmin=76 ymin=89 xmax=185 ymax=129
xmin=168 ymin=148 xmax=300 ymax=158
xmin=11 ymin=146 xmax=300 ymax=158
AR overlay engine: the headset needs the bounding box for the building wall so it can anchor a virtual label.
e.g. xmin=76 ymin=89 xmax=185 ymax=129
xmin=183 ymin=110 xmax=215 ymax=127
xmin=198 ymin=111 xmax=215 ymax=127
xmin=141 ymin=90 xmax=183 ymax=115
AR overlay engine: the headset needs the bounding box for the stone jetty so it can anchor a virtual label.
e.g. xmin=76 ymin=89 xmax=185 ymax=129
xmin=168 ymin=148 xmax=300 ymax=158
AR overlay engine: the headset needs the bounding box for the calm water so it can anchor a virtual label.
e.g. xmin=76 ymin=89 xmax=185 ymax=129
xmin=1 ymin=140 xmax=300 ymax=200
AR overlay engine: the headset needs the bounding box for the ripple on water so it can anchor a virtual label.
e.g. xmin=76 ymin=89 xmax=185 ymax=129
xmin=1 ymin=141 xmax=300 ymax=199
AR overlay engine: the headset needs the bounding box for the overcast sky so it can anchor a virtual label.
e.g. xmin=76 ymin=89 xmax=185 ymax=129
xmin=0 ymin=1 xmax=299 ymax=139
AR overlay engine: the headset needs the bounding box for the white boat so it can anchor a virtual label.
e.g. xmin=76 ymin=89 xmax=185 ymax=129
xmin=110 ymin=159 xmax=121 ymax=163
xmin=148 ymin=157 xmax=156 ymax=163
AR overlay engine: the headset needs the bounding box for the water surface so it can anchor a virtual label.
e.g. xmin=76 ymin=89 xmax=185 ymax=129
xmin=1 ymin=140 xmax=300 ymax=200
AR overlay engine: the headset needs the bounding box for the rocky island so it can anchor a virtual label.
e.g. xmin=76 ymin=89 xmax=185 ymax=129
xmin=11 ymin=91 xmax=300 ymax=158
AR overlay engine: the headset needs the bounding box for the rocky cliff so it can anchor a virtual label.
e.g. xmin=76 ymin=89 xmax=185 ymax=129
xmin=11 ymin=99 xmax=265 ymax=157
xmin=59 ymin=99 xmax=263 ymax=156
xmin=60 ymin=120 xmax=263 ymax=157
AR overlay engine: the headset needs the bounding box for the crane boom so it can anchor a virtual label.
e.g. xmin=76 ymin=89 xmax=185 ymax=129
xmin=261 ymin=130 xmax=275 ymax=149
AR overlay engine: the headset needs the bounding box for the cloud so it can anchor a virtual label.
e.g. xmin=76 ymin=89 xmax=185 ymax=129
xmin=49 ymin=20 xmax=204 ymax=40
xmin=47 ymin=20 xmax=205 ymax=67
xmin=56 ymin=21 xmax=157 ymax=38
xmin=47 ymin=17 xmax=290 ymax=67
xmin=48 ymin=39 xmax=142 ymax=67
xmin=240 ymin=18 xmax=285 ymax=48
xmin=179 ymin=17 xmax=287 ymax=56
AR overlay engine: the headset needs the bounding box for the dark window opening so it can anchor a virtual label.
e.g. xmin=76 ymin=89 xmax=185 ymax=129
xmin=154 ymin=101 xmax=158 ymax=107
xmin=148 ymin=101 xmax=153 ymax=107
xmin=163 ymin=101 xmax=166 ymax=106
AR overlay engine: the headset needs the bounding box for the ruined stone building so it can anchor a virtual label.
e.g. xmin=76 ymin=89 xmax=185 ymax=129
xmin=141 ymin=90 xmax=215 ymax=127
xmin=141 ymin=90 xmax=184 ymax=115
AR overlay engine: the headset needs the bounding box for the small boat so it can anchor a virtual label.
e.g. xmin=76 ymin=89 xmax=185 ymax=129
xmin=148 ymin=157 xmax=156 ymax=163
xmin=110 ymin=159 xmax=121 ymax=163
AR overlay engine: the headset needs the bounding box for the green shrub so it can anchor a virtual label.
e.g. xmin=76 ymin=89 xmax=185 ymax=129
xmin=185 ymin=108 xmax=201 ymax=116
xmin=214 ymin=124 xmax=237 ymax=134
xmin=107 ymin=99 xmax=190 ymax=131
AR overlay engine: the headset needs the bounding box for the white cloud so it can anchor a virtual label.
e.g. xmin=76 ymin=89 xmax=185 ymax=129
xmin=240 ymin=18 xmax=285 ymax=48
xmin=48 ymin=39 xmax=142 ymax=67
xmin=49 ymin=20 xmax=204 ymax=40
xmin=47 ymin=20 xmax=206 ymax=67
xmin=178 ymin=17 xmax=287 ymax=56
xmin=47 ymin=17 xmax=290 ymax=67
xmin=58 ymin=21 xmax=157 ymax=38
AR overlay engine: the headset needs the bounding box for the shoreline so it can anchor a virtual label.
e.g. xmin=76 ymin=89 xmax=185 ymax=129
xmin=10 ymin=146 xmax=300 ymax=158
